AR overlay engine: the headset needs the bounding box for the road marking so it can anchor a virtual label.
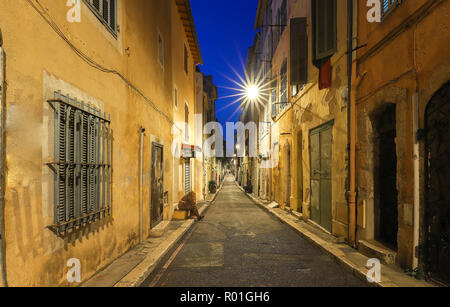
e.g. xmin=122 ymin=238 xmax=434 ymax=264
xmin=148 ymin=224 xmax=196 ymax=287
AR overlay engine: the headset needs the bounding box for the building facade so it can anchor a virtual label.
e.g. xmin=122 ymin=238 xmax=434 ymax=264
xmin=356 ymin=0 xmax=450 ymax=282
xmin=249 ymin=0 xmax=450 ymax=281
xmin=252 ymin=0 xmax=351 ymax=240
xmin=0 ymin=0 xmax=202 ymax=286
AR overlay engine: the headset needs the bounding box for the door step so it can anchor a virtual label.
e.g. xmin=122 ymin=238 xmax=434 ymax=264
xmin=149 ymin=221 xmax=171 ymax=238
xmin=358 ymin=240 xmax=397 ymax=265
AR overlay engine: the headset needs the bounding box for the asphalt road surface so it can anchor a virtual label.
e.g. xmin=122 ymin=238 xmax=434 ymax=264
xmin=143 ymin=175 xmax=367 ymax=287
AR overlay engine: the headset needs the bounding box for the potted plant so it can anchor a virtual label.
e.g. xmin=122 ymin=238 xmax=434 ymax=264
xmin=244 ymin=183 xmax=253 ymax=194
xmin=208 ymin=180 xmax=217 ymax=194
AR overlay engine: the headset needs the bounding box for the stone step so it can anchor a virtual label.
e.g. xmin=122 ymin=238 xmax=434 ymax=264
xmin=358 ymin=240 xmax=397 ymax=265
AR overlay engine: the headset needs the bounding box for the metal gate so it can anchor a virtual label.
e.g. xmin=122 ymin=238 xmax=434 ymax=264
xmin=184 ymin=160 xmax=191 ymax=195
xmin=424 ymin=82 xmax=450 ymax=285
xmin=310 ymin=121 xmax=333 ymax=232
xmin=151 ymin=143 xmax=164 ymax=228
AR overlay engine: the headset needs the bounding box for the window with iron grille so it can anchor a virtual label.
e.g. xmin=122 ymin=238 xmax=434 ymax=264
xmin=48 ymin=91 xmax=112 ymax=235
xmin=280 ymin=59 xmax=288 ymax=111
xmin=271 ymin=79 xmax=278 ymax=119
xmin=83 ymin=0 xmax=117 ymax=36
xmin=382 ymin=0 xmax=402 ymax=19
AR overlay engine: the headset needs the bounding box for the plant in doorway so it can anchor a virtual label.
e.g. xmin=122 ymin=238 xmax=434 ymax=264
xmin=208 ymin=180 xmax=217 ymax=194
xmin=244 ymin=183 xmax=253 ymax=194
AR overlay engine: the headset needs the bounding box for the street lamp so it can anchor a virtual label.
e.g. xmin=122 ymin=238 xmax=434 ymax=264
xmin=246 ymin=85 xmax=260 ymax=101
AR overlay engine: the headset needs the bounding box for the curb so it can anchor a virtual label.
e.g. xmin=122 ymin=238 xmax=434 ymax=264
xmin=114 ymin=184 xmax=224 ymax=287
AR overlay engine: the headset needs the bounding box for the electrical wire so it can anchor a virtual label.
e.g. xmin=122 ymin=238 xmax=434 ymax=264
xmin=25 ymin=0 xmax=178 ymax=128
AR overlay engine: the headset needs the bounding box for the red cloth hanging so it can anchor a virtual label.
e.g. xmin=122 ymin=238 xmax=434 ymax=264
xmin=319 ymin=58 xmax=332 ymax=90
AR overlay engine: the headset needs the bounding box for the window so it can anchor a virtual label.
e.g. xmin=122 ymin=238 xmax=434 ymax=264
xmin=312 ymin=0 xmax=337 ymax=62
xmin=382 ymin=0 xmax=402 ymax=18
xmin=290 ymin=17 xmax=308 ymax=87
xmin=174 ymin=87 xmax=178 ymax=109
xmin=185 ymin=103 xmax=189 ymax=141
xmin=275 ymin=9 xmax=281 ymax=47
xmin=83 ymin=0 xmax=117 ymax=36
xmin=158 ymin=32 xmax=164 ymax=68
xmin=280 ymin=0 xmax=287 ymax=33
xmin=49 ymin=91 xmax=112 ymax=235
xmin=280 ymin=60 xmax=288 ymax=110
xmin=271 ymin=79 xmax=278 ymax=118
xmin=184 ymin=45 xmax=189 ymax=75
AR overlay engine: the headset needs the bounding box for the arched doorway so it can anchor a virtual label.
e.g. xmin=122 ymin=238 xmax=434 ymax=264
xmin=424 ymin=82 xmax=450 ymax=285
xmin=373 ymin=104 xmax=398 ymax=249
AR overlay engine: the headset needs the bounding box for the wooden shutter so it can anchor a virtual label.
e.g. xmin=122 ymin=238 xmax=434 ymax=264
xmin=86 ymin=0 xmax=116 ymax=32
xmin=290 ymin=17 xmax=308 ymax=86
xmin=281 ymin=0 xmax=287 ymax=32
xmin=314 ymin=0 xmax=337 ymax=60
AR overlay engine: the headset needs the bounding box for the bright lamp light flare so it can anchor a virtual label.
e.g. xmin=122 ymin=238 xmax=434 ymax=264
xmin=247 ymin=85 xmax=259 ymax=100
xmin=214 ymin=51 xmax=275 ymax=121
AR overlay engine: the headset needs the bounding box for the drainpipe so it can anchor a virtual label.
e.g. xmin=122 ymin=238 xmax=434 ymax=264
xmin=348 ymin=0 xmax=366 ymax=247
xmin=139 ymin=127 xmax=145 ymax=243
xmin=347 ymin=0 xmax=356 ymax=247
xmin=0 ymin=28 xmax=7 ymax=287
xmin=412 ymin=93 xmax=420 ymax=268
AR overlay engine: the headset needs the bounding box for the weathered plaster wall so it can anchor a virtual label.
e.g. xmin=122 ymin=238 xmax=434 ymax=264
xmin=356 ymin=0 xmax=450 ymax=268
xmin=0 ymin=0 xmax=196 ymax=286
xmin=270 ymin=0 xmax=349 ymax=239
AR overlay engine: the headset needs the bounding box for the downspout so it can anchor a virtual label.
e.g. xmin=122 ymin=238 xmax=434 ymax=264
xmin=348 ymin=0 xmax=365 ymax=247
xmin=412 ymin=93 xmax=419 ymax=268
xmin=412 ymin=22 xmax=420 ymax=269
xmin=0 ymin=28 xmax=7 ymax=287
xmin=139 ymin=127 xmax=145 ymax=243
xmin=347 ymin=0 xmax=356 ymax=246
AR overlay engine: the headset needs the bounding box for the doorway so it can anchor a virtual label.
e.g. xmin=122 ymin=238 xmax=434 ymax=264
xmin=297 ymin=132 xmax=303 ymax=213
xmin=374 ymin=104 xmax=398 ymax=249
xmin=151 ymin=143 xmax=164 ymax=228
xmin=424 ymin=82 xmax=450 ymax=284
xmin=283 ymin=142 xmax=291 ymax=207
xmin=310 ymin=122 xmax=333 ymax=232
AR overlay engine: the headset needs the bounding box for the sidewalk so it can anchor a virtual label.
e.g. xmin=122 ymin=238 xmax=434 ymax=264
xmin=237 ymin=182 xmax=435 ymax=287
xmin=82 ymin=187 xmax=223 ymax=287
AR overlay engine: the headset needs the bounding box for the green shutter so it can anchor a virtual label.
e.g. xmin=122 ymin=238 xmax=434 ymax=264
xmin=290 ymin=17 xmax=308 ymax=86
xmin=314 ymin=0 xmax=337 ymax=60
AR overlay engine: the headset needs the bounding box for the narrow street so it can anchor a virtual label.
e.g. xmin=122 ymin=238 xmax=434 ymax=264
xmin=143 ymin=175 xmax=366 ymax=287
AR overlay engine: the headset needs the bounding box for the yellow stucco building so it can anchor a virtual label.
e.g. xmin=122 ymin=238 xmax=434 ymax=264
xmin=356 ymin=0 xmax=450 ymax=280
xmin=0 ymin=0 xmax=201 ymax=286
xmin=251 ymin=0 xmax=449 ymax=281
xmin=253 ymin=0 xmax=351 ymax=239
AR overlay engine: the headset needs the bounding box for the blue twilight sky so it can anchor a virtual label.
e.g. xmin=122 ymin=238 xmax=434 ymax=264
xmin=191 ymin=0 xmax=259 ymax=127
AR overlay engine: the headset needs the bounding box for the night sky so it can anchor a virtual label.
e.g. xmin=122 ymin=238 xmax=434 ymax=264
xmin=191 ymin=0 xmax=259 ymax=127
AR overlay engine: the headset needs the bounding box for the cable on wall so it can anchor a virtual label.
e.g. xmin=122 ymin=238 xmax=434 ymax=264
xmin=25 ymin=0 xmax=179 ymax=130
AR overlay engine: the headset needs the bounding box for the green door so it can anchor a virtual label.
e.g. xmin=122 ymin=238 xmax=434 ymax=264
xmin=310 ymin=122 xmax=333 ymax=232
